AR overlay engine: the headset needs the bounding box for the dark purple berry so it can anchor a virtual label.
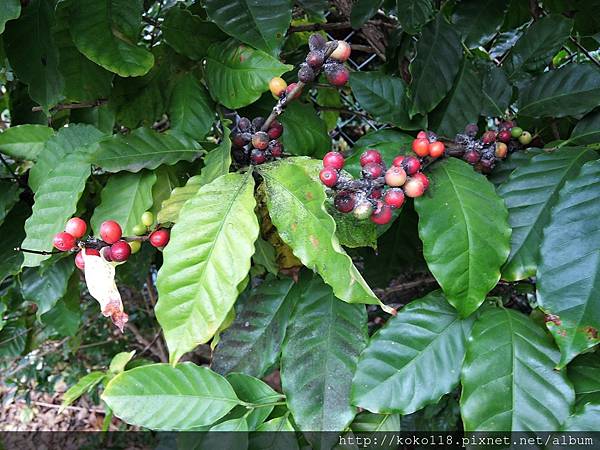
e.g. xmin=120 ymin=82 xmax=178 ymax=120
xmin=268 ymin=140 xmax=283 ymax=157
xmin=308 ymin=33 xmax=326 ymax=51
xmin=268 ymin=120 xmax=283 ymax=139
xmin=252 ymin=117 xmax=265 ymax=131
xmin=298 ymin=64 xmax=315 ymax=83
xmin=238 ymin=117 xmax=251 ymax=131
xmin=334 ymin=191 xmax=356 ymax=213
xmin=464 ymin=123 xmax=478 ymax=137
xmin=252 ymin=131 xmax=269 ymax=150
xmin=250 ymin=149 xmax=266 ymax=165
xmin=306 ymin=50 xmax=325 ymax=68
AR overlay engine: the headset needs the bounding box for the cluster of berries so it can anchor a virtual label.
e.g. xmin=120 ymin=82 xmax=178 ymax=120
xmin=319 ymin=149 xmax=429 ymax=225
xmin=52 ymin=212 xmax=170 ymax=270
xmin=230 ymin=116 xmax=284 ymax=165
xmin=454 ymin=121 xmax=533 ymax=173
xmin=300 ymin=34 xmax=351 ymax=87
xmin=411 ymin=131 xmax=446 ymax=158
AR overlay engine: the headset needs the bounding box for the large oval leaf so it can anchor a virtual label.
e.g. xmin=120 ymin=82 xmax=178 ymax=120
xmin=205 ymin=40 xmax=292 ymax=110
xmin=162 ymin=7 xmax=224 ymax=60
xmin=102 ymin=363 xmax=240 ymax=430
xmin=481 ymin=65 xmax=512 ymax=117
xmin=568 ymin=353 xmax=600 ymax=406
xmin=0 ymin=203 xmax=29 ymax=283
xmin=537 ymin=160 xmax=600 ymax=367
xmin=0 ymin=0 xmax=19 ymax=34
xmin=226 ymin=373 xmax=282 ymax=430
xmin=204 ymin=0 xmax=292 ymax=55
xmin=168 ymin=73 xmax=215 ymax=141
xmin=155 ymin=172 xmax=259 ymax=364
xmin=461 ymin=307 xmax=574 ymax=431
xmin=567 ymin=110 xmax=600 ymax=146
xmin=408 ymin=14 xmax=462 ymax=117
xmin=212 ymin=277 xmax=297 ymax=377
xmin=21 ymin=256 xmax=74 ymax=316
xmin=414 ymin=158 xmax=511 ymax=317
xmin=69 ymin=0 xmax=154 ymax=77
xmin=0 ymin=125 xmax=54 ymax=161
xmin=396 ymin=0 xmax=434 ymax=34
xmin=93 ymin=128 xmax=202 ymax=173
xmin=257 ymin=159 xmax=381 ymax=308
xmin=157 ymin=175 xmax=202 ymax=225
xmin=351 ymin=290 xmax=473 ymax=414
xmin=498 ymin=147 xmax=597 ymax=281
xmin=281 ymin=273 xmax=367 ymax=434
xmin=517 ymin=64 xmax=600 ymax=118
xmin=452 ymin=0 xmax=508 ymax=48
xmin=279 ymin=102 xmax=331 ymax=157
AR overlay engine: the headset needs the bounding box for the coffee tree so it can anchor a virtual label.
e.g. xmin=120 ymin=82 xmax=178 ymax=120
xmin=0 ymin=0 xmax=599 ymax=438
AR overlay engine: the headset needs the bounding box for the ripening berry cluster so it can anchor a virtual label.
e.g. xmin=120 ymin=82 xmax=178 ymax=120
xmin=319 ymin=148 xmax=429 ymax=226
xmin=411 ymin=130 xmax=446 ymax=158
xmin=52 ymin=212 xmax=170 ymax=271
xmin=230 ymin=116 xmax=284 ymax=165
xmin=300 ymin=34 xmax=351 ymax=86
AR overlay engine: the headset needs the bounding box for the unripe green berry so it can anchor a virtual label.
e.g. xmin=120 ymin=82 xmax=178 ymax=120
xmin=353 ymin=200 xmax=373 ymax=220
xmin=133 ymin=224 xmax=147 ymax=236
xmin=518 ymin=131 xmax=532 ymax=145
xmin=129 ymin=240 xmax=142 ymax=254
xmin=141 ymin=211 xmax=154 ymax=227
xmin=511 ymin=127 xmax=523 ymax=138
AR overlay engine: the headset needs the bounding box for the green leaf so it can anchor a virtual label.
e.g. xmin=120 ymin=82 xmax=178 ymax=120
xmin=568 ymin=353 xmax=600 ymax=406
xmin=109 ymin=350 xmax=136 ymax=374
xmin=168 ymin=73 xmax=215 ymax=141
xmin=351 ymin=411 xmax=401 ymax=432
xmin=60 ymin=371 xmax=105 ymax=412
xmin=93 ymin=128 xmax=201 ymax=173
xmin=252 ymin=238 xmax=278 ymax=275
xmin=4 ymin=0 xmax=63 ymax=110
xmin=257 ymin=159 xmax=381 ymax=308
xmin=537 ymin=160 xmax=600 ymax=367
xmin=489 ymin=147 xmax=545 ymax=187
xmin=481 ymin=65 xmax=512 ymax=117
xmin=279 ymin=101 xmax=331 ymax=157
xmin=452 ymin=0 xmax=508 ymax=48
xmin=517 ymin=64 xmax=600 ymax=118
xmin=505 ymin=15 xmax=573 ymax=77
xmin=352 ymin=291 xmax=473 ymax=414
xmin=226 ymin=373 xmax=282 ymax=430
xmin=351 ymin=0 xmax=383 ymax=29
xmin=0 ymin=182 xmax=20 ymax=227
xmin=157 ymin=175 xmax=202 ymax=224
xmin=198 ymin=130 xmax=232 ymax=185
xmin=460 ymin=307 xmax=574 ymax=431
xmin=408 ymin=14 xmax=462 ymax=117
xmin=21 ymin=256 xmax=74 ymax=316
xmin=328 ymin=204 xmax=378 ymax=249
xmin=0 ymin=203 xmax=29 ymax=283
xmin=429 ymin=60 xmax=483 ymax=138
xmin=69 ymin=0 xmax=154 ymax=77
xmin=204 ymin=0 xmax=292 ymax=55
xmin=396 ymin=0 xmax=433 ymax=34
xmin=91 ymin=170 xmax=157 ymax=236
xmin=212 ymin=277 xmax=296 ymax=377
xmin=0 ymin=320 xmax=27 ymax=358
xmin=498 ymin=147 xmax=597 ymax=281
xmin=41 ymin=274 xmax=81 ymax=337
xmin=0 ymin=0 xmax=20 ymax=34
xmin=149 ymin=166 xmax=180 ymax=218
xmin=349 ymin=72 xmax=426 ymax=130
xmin=561 ymin=403 xmax=600 ymax=431
xmin=102 ymin=363 xmax=240 ymax=430
xmin=281 ymin=273 xmax=367 ymax=433
xmin=0 ymin=125 xmax=54 ymax=160
xmin=414 ymin=158 xmax=511 ymax=317
xmin=156 ymin=172 xmax=259 ymax=364
xmin=162 ymin=7 xmax=224 ymax=60
xmin=251 ymin=416 xmax=298 ymax=450
xmin=29 ymin=124 xmax=104 ymax=192
xmin=205 ymin=40 xmax=292 ymax=110
xmin=567 ymin=109 xmax=600 ymax=146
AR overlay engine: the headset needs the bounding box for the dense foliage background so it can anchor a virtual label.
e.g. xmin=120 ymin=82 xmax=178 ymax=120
xmin=0 ymin=0 xmax=599 ymax=438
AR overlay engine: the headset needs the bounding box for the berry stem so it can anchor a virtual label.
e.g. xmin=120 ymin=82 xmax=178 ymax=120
xmin=14 ymin=247 xmax=61 ymax=255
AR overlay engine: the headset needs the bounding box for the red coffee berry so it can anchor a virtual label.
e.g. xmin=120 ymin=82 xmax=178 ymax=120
xmin=370 ymin=201 xmax=393 ymax=225
xmin=323 ymin=151 xmax=345 ymax=170
xmin=75 ymin=251 xmax=85 ymax=270
xmin=369 ymin=188 xmax=382 ymax=200
xmin=362 ymin=162 xmax=384 ymax=179
xmin=252 ymin=131 xmax=269 ymax=150
xmin=53 ymin=232 xmax=76 ymax=251
xmin=334 ymin=191 xmax=356 ymax=213
xmin=286 ymin=83 xmax=302 ymax=99
xmin=319 ymin=167 xmax=338 ymax=187
xmin=412 ymin=138 xmax=430 ymax=157
xmin=416 ymin=131 xmax=428 ymax=140
xmin=326 ymin=66 xmax=349 ymax=86
xmin=482 ymin=130 xmax=497 ymax=144
xmin=359 ymin=149 xmax=382 ymax=166
xmin=232 ymin=133 xmax=249 ymax=148
xmin=385 ymin=166 xmax=407 ymax=187
xmin=110 ymin=240 xmax=131 ymax=262
xmin=268 ymin=141 xmax=283 ymax=158
xmin=497 ymin=130 xmax=511 ymax=143
xmin=404 ymin=178 xmax=425 ymax=198
xmin=464 ymin=150 xmax=480 ymax=164
xmin=392 ymin=155 xmax=405 ymax=167
xmin=267 ymin=120 xmax=283 ymax=139
xmin=65 ymin=217 xmax=87 ymax=239
xmin=306 ymin=50 xmax=325 ymax=68
xmin=331 ymin=41 xmax=351 ymax=62
xmin=501 ymin=120 xmax=516 ymax=130
xmin=250 ymin=149 xmax=267 ymax=165
xmin=149 ymin=229 xmax=170 ymax=248
xmin=428 ymin=141 xmax=445 ymax=158
xmin=412 ymin=172 xmax=430 ymax=191
xmin=100 ymin=220 xmax=122 ymax=244
xmin=383 ymin=188 xmax=405 ymax=209
xmin=402 ymin=156 xmax=421 ymax=175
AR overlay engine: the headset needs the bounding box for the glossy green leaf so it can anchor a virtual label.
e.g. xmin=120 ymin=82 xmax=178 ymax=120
xmin=461 ymin=307 xmax=574 ymax=431
xmin=69 ymin=0 xmax=154 ymax=77
xmin=156 ymin=172 xmax=259 ymax=364
xmin=567 ymin=110 xmax=600 ymax=146
xmin=352 ymin=291 xmax=473 ymax=414
xmin=568 ymin=353 xmax=600 ymax=406
xmin=0 ymin=203 xmax=29 ymax=283
xmin=226 ymin=372 xmax=282 ymax=430
xmin=489 ymin=147 xmax=544 ymax=187
xmin=351 ymin=0 xmax=383 ymax=29
xmin=4 ymin=0 xmax=63 ymax=110
xmin=281 ymin=273 xmax=367 ymax=432
xmin=252 ymin=238 xmax=278 ymax=275
xmin=60 ymin=371 xmax=105 ymax=412
xmin=102 ymin=363 xmax=240 ymax=430
xmin=328 ymin=204 xmax=377 ymax=249
xmin=408 ymin=14 xmax=462 ymax=117
xmin=93 ymin=128 xmax=201 ymax=173
xmin=0 ymin=320 xmax=27 ymax=358
xmin=257 ymin=159 xmax=381 ymax=308
xmin=204 ymin=0 xmax=292 ymax=55
xmin=498 ymin=147 xmax=597 ymax=281
xmin=21 ymin=256 xmax=74 ymax=316
xmin=505 ymin=15 xmax=573 ymax=77
xmin=481 ymin=64 xmax=512 ymax=118
xmin=415 ymin=158 xmax=511 ymax=316
xmin=91 ymin=170 xmax=157 ymax=236
xmin=562 ymin=403 xmax=600 ymax=431
xmin=162 ymin=7 xmax=224 ymax=60
xmin=429 ymin=60 xmax=483 ymax=138
xmin=350 ymin=72 xmax=426 ymax=130
xmin=0 ymin=125 xmax=54 ymax=161
xmin=537 ymin=160 xmax=600 ymax=367
xmin=396 ymin=0 xmax=433 ymax=34
xmin=517 ymin=64 xmax=600 ymax=118
xmin=109 ymin=350 xmax=136 ymax=374
xmin=251 ymin=416 xmax=298 ymax=450
xmin=197 ymin=129 xmax=232 ymax=185
xmin=0 ymin=182 xmax=20 ymax=227
xmin=452 ymin=0 xmax=508 ymax=47
xmin=157 ymin=175 xmax=202 ymax=224
xmin=205 ymin=40 xmax=292 ymax=109
xmin=168 ymin=73 xmax=215 ymax=141
xmin=149 ymin=166 xmax=180 ymax=218
xmin=279 ymin=102 xmax=331 ymax=157
xmin=0 ymin=0 xmax=20 ymax=34
xmin=40 ymin=278 xmax=81 ymax=338
xmin=212 ymin=277 xmax=296 ymax=377
xmin=351 ymin=411 xmax=401 ymax=432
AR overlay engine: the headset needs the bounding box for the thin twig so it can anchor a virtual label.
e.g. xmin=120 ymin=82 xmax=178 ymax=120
xmin=15 ymin=399 xmax=105 ymax=415
xmin=288 ymin=22 xmax=351 ymax=33
xmin=315 ymin=106 xmax=372 ymax=120
xmin=14 ymin=247 xmax=60 ymax=255
xmin=32 ymin=99 xmax=108 ymax=113
xmin=569 ymin=36 xmax=600 ymax=70
xmin=126 ymin=323 xmax=166 ymax=362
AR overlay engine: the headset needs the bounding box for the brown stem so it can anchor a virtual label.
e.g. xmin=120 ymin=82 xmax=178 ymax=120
xmin=569 ymin=37 xmax=600 ymax=70
xmin=14 ymin=247 xmax=61 ymax=255
xmin=126 ymin=323 xmax=166 ymax=362
xmin=32 ymin=99 xmax=108 ymax=113
xmin=288 ymin=22 xmax=351 ymax=33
